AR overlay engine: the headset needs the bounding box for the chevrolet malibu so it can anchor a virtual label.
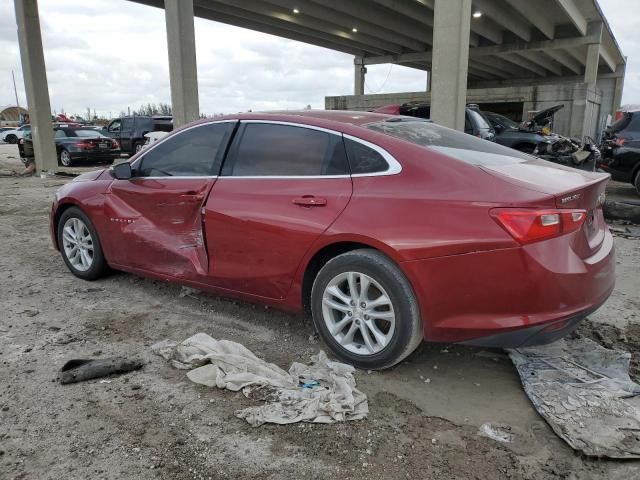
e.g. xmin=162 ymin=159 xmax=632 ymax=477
xmin=50 ymin=111 xmax=615 ymax=369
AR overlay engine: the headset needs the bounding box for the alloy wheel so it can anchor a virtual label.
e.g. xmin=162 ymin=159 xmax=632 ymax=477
xmin=60 ymin=150 xmax=71 ymax=166
xmin=321 ymin=271 xmax=395 ymax=355
xmin=62 ymin=217 xmax=94 ymax=272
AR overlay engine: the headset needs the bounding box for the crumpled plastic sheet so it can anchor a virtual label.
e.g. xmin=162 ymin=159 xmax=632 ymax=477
xmin=509 ymin=337 xmax=640 ymax=458
xmin=152 ymin=333 xmax=368 ymax=427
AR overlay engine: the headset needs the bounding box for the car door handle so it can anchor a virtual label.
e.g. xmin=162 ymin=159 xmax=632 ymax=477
xmin=292 ymin=195 xmax=327 ymax=207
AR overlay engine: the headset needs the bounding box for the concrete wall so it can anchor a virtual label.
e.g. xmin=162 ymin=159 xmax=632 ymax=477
xmin=326 ymin=81 xmax=615 ymax=139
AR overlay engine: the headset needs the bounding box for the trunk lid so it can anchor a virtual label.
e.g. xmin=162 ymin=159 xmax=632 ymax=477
xmin=481 ymin=158 xmax=609 ymax=257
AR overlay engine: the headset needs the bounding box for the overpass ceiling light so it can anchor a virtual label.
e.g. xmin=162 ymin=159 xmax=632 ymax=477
xmin=352 ymin=27 xmax=358 ymax=33
xmin=293 ymin=8 xmax=300 ymax=14
xmin=473 ymin=11 xmax=482 ymax=18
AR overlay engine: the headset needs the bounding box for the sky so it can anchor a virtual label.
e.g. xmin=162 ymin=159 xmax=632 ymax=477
xmin=0 ymin=0 xmax=637 ymax=118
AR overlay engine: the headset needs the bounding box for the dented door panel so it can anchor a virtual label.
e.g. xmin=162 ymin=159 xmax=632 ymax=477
xmin=105 ymin=177 xmax=215 ymax=278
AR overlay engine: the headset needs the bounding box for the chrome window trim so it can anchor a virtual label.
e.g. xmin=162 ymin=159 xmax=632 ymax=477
xmin=124 ymin=119 xmax=237 ymax=177
xmin=221 ymin=120 xmax=403 ymax=179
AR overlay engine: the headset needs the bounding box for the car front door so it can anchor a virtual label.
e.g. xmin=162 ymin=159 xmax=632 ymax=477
xmin=103 ymin=121 xmax=236 ymax=279
xmin=203 ymin=121 xmax=353 ymax=300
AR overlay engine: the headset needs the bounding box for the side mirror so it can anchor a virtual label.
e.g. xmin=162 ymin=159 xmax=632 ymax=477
xmin=111 ymin=162 xmax=132 ymax=180
xmin=494 ymin=124 xmax=504 ymax=133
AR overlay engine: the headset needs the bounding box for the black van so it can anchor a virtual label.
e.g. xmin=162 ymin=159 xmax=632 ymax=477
xmin=600 ymin=108 xmax=640 ymax=194
xmin=104 ymin=115 xmax=173 ymax=154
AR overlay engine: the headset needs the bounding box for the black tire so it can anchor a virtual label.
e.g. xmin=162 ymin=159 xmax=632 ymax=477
xmin=311 ymin=249 xmax=423 ymax=370
xmin=59 ymin=149 xmax=72 ymax=167
xmin=57 ymin=207 xmax=109 ymax=280
xmin=133 ymin=141 xmax=143 ymax=154
xmin=6 ymin=134 xmax=17 ymax=144
xmin=634 ymin=170 xmax=640 ymax=196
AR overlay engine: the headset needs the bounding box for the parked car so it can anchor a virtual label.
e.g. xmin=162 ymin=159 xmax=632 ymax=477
xmin=143 ymin=131 xmax=169 ymax=149
xmin=50 ymin=111 xmax=614 ymax=370
xmin=599 ymin=107 xmax=640 ymax=194
xmin=373 ymin=103 xmax=496 ymax=141
xmin=20 ymin=127 xmax=120 ymax=166
xmin=104 ymin=115 xmax=173 ymax=155
xmin=483 ymin=111 xmax=557 ymax=153
xmin=1 ymin=124 xmax=31 ymax=144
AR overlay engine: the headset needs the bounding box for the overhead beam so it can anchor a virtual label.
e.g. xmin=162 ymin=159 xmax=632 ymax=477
xmin=600 ymin=44 xmax=617 ymax=72
xmin=308 ymin=0 xmax=434 ymax=45
xmin=498 ymin=53 xmax=547 ymax=76
xmin=544 ymin=49 xmax=582 ymax=74
xmin=472 ymin=0 xmax=532 ymax=41
xmin=472 ymin=55 xmax=535 ymax=79
xmin=363 ymin=51 xmax=432 ymax=66
xmin=208 ymin=0 xmax=405 ymax=54
xmin=371 ymin=0 xmax=480 ymax=46
xmin=469 ymin=16 xmax=503 ymax=44
xmin=266 ymin=0 xmax=428 ymax=52
xmin=556 ymin=0 xmax=587 ymax=35
xmin=516 ymin=50 xmax=563 ymax=76
xmin=468 ymin=34 xmax=600 ymax=58
xmin=505 ymin=0 xmax=555 ymax=39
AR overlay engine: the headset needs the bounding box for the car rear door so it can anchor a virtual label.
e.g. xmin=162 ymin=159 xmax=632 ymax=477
xmin=203 ymin=121 xmax=353 ymax=300
xmin=103 ymin=121 xmax=236 ymax=278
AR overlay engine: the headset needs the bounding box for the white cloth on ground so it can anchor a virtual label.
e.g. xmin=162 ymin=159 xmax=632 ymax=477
xmin=152 ymin=333 xmax=368 ymax=426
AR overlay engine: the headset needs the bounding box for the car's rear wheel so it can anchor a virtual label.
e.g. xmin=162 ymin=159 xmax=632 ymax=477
xmin=57 ymin=207 xmax=108 ymax=280
xmin=311 ymin=249 xmax=423 ymax=370
xmin=6 ymin=134 xmax=17 ymax=144
xmin=59 ymin=149 xmax=72 ymax=167
xmin=133 ymin=141 xmax=143 ymax=154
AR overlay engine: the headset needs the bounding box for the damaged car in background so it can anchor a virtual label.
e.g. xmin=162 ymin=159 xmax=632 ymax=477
xmin=485 ymin=105 xmax=600 ymax=172
xmin=50 ymin=111 xmax=615 ymax=370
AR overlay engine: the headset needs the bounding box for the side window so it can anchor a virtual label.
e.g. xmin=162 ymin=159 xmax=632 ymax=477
xmin=344 ymin=137 xmax=389 ymax=174
xmin=108 ymin=120 xmax=121 ymax=133
xmin=54 ymin=130 xmax=66 ymax=139
xmin=121 ymin=118 xmax=134 ymax=131
xmin=136 ymin=123 xmax=233 ymax=177
xmin=225 ymin=123 xmax=348 ymax=176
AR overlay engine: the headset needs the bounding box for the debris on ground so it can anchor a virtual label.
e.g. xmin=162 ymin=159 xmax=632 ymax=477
xmin=479 ymin=423 xmax=513 ymax=443
xmin=58 ymin=357 xmax=145 ymax=384
xmin=609 ymin=224 xmax=640 ymax=239
xmin=152 ymin=333 xmax=368 ymax=426
xmin=509 ymin=338 xmax=640 ymax=458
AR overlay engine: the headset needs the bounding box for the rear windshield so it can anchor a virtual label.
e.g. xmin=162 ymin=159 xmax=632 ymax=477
xmin=367 ymin=119 xmax=530 ymax=166
xmin=71 ymin=129 xmax=107 ymax=138
xmin=468 ymin=109 xmax=491 ymax=130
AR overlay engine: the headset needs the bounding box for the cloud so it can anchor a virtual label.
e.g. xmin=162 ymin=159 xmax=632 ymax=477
xmin=0 ymin=0 xmax=637 ymax=118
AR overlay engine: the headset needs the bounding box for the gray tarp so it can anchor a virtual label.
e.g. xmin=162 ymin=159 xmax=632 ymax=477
xmin=510 ymin=338 xmax=640 ymax=458
xmin=152 ymin=333 xmax=368 ymax=426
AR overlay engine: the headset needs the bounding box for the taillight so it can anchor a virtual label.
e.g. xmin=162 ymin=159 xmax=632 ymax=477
xmin=74 ymin=141 xmax=92 ymax=149
xmin=614 ymin=137 xmax=626 ymax=146
xmin=490 ymin=208 xmax=587 ymax=245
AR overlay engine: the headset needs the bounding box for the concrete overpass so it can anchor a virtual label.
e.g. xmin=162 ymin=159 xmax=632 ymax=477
xmin=14 ymin=0 xmax=626 ymax=171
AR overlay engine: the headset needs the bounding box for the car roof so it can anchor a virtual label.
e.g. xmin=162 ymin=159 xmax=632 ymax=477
xmin=203 ymin=110 xmax=396 ymax=129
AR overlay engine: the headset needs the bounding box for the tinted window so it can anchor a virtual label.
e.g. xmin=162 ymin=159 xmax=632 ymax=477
xmin=73 ymin=129 xmax=107 ymax=138
xmin=468 ymin=109 xmax=491 ymax=130
xmin=108 ymin=120 xmax=121 ymax=132
xmin=367 ymin=119 xmax=531 ymax=166
xmin=226 ymin=123 xmax=348 ymax=176
xmin=54 ymin=130 xmax=65 ymax=139
xmin=136 ymin=123 xmax=232 ymax=177
xmin=344 ymin=138 xmax=388 ymax=174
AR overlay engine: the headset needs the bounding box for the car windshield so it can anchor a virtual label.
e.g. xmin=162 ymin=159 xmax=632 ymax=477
xmin=467 ymin=109 xmax=491 ymax=130
xmin=367 ymin=119 xmax=530 ymax=166
xmin=71 ymin=129 xmax=107 ymax=138
xmin=609 ymin=113 xmax=633 ymax=133
xmin=490 ymin=113 xmax=519 ymax=129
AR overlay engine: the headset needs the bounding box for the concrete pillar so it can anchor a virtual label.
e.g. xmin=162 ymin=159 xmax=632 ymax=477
xmin=14 ymin=0 xmax=57 ymax=172
xmin=165 ymin=0 xmax=199 ymax=128
xmin=426 ymin=70 xmax=432 ymax=92
xmin=431 ymin=0 xmax=471 ymax=130
xmin=613 ymin=62 xmax=626 ymax=112
xmin=354 ymin=56 xmax=366 ymax=96
xmin=584 ymin=22 xmax=603 ymax=88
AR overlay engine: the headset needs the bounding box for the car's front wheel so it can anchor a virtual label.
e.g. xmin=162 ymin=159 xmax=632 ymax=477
xmin=59 ymin=149 xmax=72 ymax=167
xmin=57 ymin=207 xmax=108 ymax=280
xmin=5 ymin=134 xmax=17 ymax=144
xmin=311 ymin=249 xmax=423 ymax=370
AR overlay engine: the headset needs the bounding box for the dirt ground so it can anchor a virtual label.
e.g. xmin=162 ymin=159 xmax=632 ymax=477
xmin=1 ymin=143 xmax=639 ymax=480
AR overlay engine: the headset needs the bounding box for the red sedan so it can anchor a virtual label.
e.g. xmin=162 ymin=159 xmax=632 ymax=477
xmin=50 ymin=111 xmax=615 ymax=369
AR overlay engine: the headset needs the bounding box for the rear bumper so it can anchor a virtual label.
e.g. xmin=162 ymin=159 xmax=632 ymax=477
xmin=401 ymin=229 xmax=616 ymax=346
